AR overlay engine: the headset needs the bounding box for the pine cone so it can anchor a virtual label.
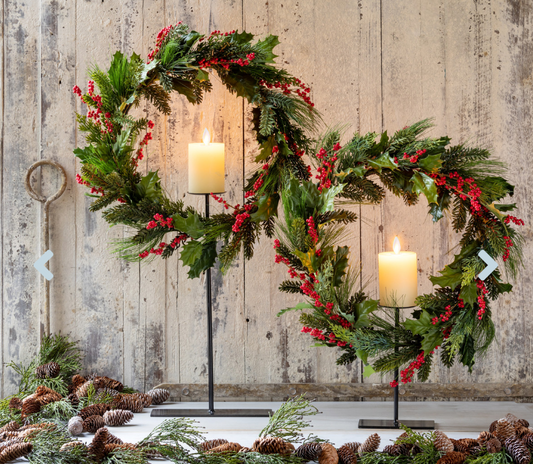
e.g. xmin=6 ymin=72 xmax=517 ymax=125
xmin=253 ymin=437 xmax=293 ymax=455
xmin=207 ymin=442 xmax=242 ymax=453
xmin=450 ymin=439 xmax=469 ymax=454
xmin=37 ymin=392 xmax=63 ymax=406
xmin=436 ymin=451 xmax=467 ymax=464
xmin=88 ymin=427 xmax=109 ymax=462
xmin=358 ymin=434 xmax=380 ymax=455
xmin=76 ymin=381 xmax=94 ymax=398
xmin=97 ymin=387 xmax=120 ymax=398
xmin=469 ymin=445 xmax=483 ymax=456
xmin=146 ymin=388 xmax=170 ymax=405
xmin=523 ymin=433 xmax=533 ymax=451
xmin=434 ymin=431 xmax=454 ymax=454
xmin=0 ymin=422 xmax=19 ymax=434
xmin=515 ymin=425 xmax=531 ymax=439
xmin=103 ymin=409 xmax=134 ymax=427
xmin=93 ymin=376 xmax=124 ymax=392
xmin=295 ymin=442 xmax=323 ymax=461
xmin=135 ymin=393 xmax=152 ymax=408
xmin=21 ymin=398 xmax=41 ymax=419
xmin=383 ymin=445 xmax=401 ymax=456
xmin=341 ymin=443 xmax=361 ymax=454
xmin=8 ymin=398 xmax=22 ymax=410
xmin=35 ymin=385 xmax=61 ymax=397
xmin=489 ymin=421 xmax=498 ymax=433
xmin=67 ymin=393 xmax=80 ymax=408
xmin=83 ymin=415 xmax=105 ymax=433
xmin=201 ymin=439 xmax=229 ymax=452
xmin=478 ymin=431 xmax=497 ymax=446
xmin=35 ymin=361 xmax=61 ymax=379
xmin=486 ymin=438 xmax=502 ymax=454
xmin=494 ymin=419 xmax=516 ymax=441
xmin=518 ymin=419 xmax=530 ymax=428
xmin=239 ymin=447 xmax=252 ymax=453
xmin=0 ymin=432 xmax=20 ymax=442
xmin=0 ymin=442 xmax=33 ymax=463
xmin=106 ymin=432 xmax=123 ymax=445
xmin=337 ymin=445 xmax=357 ymax=464
xmin=68 ymin=416 xmax=84 ymax=436
xmin=505 ymin=413 xmax=520 ymax=424
xmin=69 ymin=375 xmax=86 ymax=394
xmin=78 ymin=403 xmax=112 ymax=420
xmin=59 ymin=441 xmax=86 ymax=453
xmin=116 ymin=394 xmax=144 ymax=413
xmin=504 ymin=437 xmax=531 ymax=464
xmin=104 ymin=443 xmax=137 ymax=455
xmin=319 ymin=443 xmax=339 ymax=464
xmin=458 ymin=438 xmax=479 ymax=450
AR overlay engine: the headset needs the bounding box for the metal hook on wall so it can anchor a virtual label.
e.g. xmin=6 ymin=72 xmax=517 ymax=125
xmin=25 ymin=160 xmax=67 ymax=340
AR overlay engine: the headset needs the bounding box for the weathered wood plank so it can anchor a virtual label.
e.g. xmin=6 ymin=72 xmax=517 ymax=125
xmin=156 ymin=382 xmax=533 ymax=402
xmin=2 ymin=0 xmax=41 ymax=396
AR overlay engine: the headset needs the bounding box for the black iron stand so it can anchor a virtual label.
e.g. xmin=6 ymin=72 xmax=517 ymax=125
xmin=152 ymin=194 xmax=272 ymax=418
xmin=358 ymin=307 xmax=434 ymax=430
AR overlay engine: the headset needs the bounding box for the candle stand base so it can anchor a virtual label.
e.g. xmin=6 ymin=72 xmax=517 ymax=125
xmin=151 ymin=408 xmax=273 ymax=418
xmin=358 ymin=419 xmax=435 ymax=430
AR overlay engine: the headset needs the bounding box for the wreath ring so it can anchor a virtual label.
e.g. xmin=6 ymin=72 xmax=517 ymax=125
xmin=73 ymin=23 xmax=524 ymax=384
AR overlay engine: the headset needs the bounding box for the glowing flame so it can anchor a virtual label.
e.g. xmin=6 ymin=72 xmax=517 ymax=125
xmin=203 ymin=128 xmax=211 ymax=145
xmin=393 ymin=236 xmax=401 ymax=254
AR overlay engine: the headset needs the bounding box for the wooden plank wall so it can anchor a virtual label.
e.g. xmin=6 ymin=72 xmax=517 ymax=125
xmin=1 ymin=0 xmax=531 ymax=398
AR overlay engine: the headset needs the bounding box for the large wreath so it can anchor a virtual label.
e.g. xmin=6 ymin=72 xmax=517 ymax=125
xmin=73 ymin=23 xmax=524 ymax=385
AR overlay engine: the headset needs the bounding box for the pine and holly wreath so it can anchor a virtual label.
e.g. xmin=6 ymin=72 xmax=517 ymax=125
xmin=74 ymin=23 xmax=524 ymax=384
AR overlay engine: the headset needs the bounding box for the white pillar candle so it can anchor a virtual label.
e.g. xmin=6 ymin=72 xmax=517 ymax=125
xmin=188 ymin=129 xmax=225 ymax=194
xmin=378 ymin=236 xmax=418 ymax=308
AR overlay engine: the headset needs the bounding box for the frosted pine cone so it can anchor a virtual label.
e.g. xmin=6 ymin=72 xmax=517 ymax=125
xmin=450 ymin=439 xmax=469 ymax=453
xmin=319 ymin=443 xmax=339 ymax=464
xmin=515 ymin=425 xmax=531 ymax=439
xmin=88 ymin=427 xmax=109 ymax=462
xmin=504 ymin=437 xmax=531 ymax=464
xmin=358 ymin=434 xmax=380 ymax=455
xmin=201 ymin=439 xmax=229 ymax=452
xmin=8 ymin=397 xmax=23 ymax=410
xmin=207 ymin=442 xmax=242 ymax=453
xmin=436 ymin=451 xmax=467 ymax=464
xmin=93 ymin=376 xmax=124 ymax=392
xmin=103 ymin=409 xmax=134 ymax=427
xmin=337 ymin=445 xmax=357 ymax=464
xmin=477 ymin=431 xmax=497 ymax=446
xmin=60 ymin=441 xmax=87 ymax=453
xmin=489 ymin=421 xmax=498 ymax=433
xmin=383 ymin=444 xmax=401 ymax=456
xmin=69 ymin=374 xmax=86 ymax=394
xmin=21 ymin=398 xmax=41 ymax=419
xmin=505 ymin=413 xmax=520 ymax=424
xmin=295 ymin=442 xmax=323 ymax=461
xmin=78 ymin=403 xmax=112 ymax=420
xmin=35 ymin=361 xmax=60 ymax=379
xmin=0 ymin=442 xmax=33 ymax=462
xmin=341 ymin=443 xmax=361 ymax=454
xmin=147 ymin=388 xmax=170 ymax=405
xmin=104 ymin=443 xmax=137 ymax=455
xmin=67 ymin=393 xmax=80 ymax=408
xmin=434 ymin=431 xmax=454 ymax=454
xmin=135 ymin=393 xmax=152 ymax=408
xmin=518 ymin=419 xmax=530 ymax=428
xmin=83 ymin=415 xmax=105 ymax=433
xmin=68 ymin=416 xmax=84 ymax=436
xmin=494 ymin=419 xmax=516 ymax=441
xmin=457 ymin=438 xmax=478 ymax=450
xmin=76 ymin=381 xmax=94 ymax=398
xmin=37 ymin=392 xmax=63 ymax=406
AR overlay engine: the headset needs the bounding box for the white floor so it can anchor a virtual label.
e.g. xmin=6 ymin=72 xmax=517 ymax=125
xmin=80 ymin=401 xmax=533 ymax=461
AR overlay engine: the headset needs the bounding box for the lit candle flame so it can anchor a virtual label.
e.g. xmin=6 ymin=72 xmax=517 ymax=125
xmin=393 ymin=236 xmax=401 ymax=254
xmin=203 ymin=128 xmax=211 ymax=145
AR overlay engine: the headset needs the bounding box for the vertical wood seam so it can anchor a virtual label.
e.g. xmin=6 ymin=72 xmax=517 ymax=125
xmin=0 ymin=0 xmax=4 ymax=398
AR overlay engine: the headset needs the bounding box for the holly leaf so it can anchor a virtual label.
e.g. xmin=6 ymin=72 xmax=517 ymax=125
xmin=367 ymin=153 xmax=398 ymax=172
xmin=254 ymin=135 xmax=276 ymax=162
xmin=363 ymin=365 xmax=375 ymax=378
xmin=430 ymin=265 xmax=463 ymax=290
xmin=411 ymin=171 xmax=438 ymax=204
xmin=356 ymin=350 xmax=369 ymax=364
xmin=493 ymin=203 xmax=516 ymax=212
xmin=368 ymin=131 xmax=389 ymax=157
xmin=251 ymin=193 xmax=279 ymax=222
xmin=293 ymin=249 xmax=315 ymax=273
xmin=136 ymin=171 xmax=162 ymax=202
xmin=335 ymin=165 xmax=366 ymax=180
xmin=319 ymin=184 xmax=345 ymax=213
xmin=418 ymin=154 xmax=443 ymax=172
xmin=332 ymin=246 xmax=350 ymax=287
xmin=195 ymin=68 xmax=209 ymax=82
xmin=353 ymin=299 xmax=378 ymax=329
xmin=459 ymin=282 xmax=478 ymax=307
xmin=276 ymin=302 xmax=314 ymax=317
xmin=172 ymin=211 xmax=205 ymax=239
xmin=428 ymin=193 xmax=451 ymax=223
xmin=232 ymin=31 xmax=254 ymax=45
xmin=403 ymin=310 xmax=443 ymax=354
xmin=182 ymin=241 xmax=217 ymax=279
xmin=255 ymin=35 xmax=280 ymax=63
xmin=180 ymin=240 xmax=203 ymax=266
xmin=140 ymin=59 xmax=158 ymax=83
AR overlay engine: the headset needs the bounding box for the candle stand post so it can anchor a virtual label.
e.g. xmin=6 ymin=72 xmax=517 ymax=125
xmin=151 ymin=193 xmax=272 ymax=418
xmin=358 ymin=306 xmax=434 ymax=430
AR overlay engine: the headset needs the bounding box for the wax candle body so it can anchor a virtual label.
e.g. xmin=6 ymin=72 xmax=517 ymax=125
xmin=188 ymin=142 xmax=225 ymax=194
xmin=378 ymin=251 xmax=417 ymax=307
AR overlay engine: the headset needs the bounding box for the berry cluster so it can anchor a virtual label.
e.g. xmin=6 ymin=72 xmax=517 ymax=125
xmin=431 ymin=305 xmax=453 ymax=325
xmin=73 ymin=81 xmax=114 ymax=135
xmin=147 ymin=23 xmax=182 ymax=62
xmin=259 ymin=77 xmax=314 ymax=106
xmin=402 ymin=148 xmax=426 ymax=163
xmin=314 ymin=143 xmax=341 ymax=191
xmin=210 ymin=193 xmax=230 ymax=210
xmin=504 ymin=215 xmax=524 ymax=226
xmin=134 ymin=121 xmax=154 ymax=164
xmin=476 ymin=279 xmax=489 ymax=319
xmin=232 ymin=212 xmax=250 ymax=233
xmin=139 ymin=234 xmax=188 ymax=259
xmin=146 ymin=213 xmax=173 ymax=230
xmin=399 ymin=351 xmax=429 ymax=384
xmin=199 ymin=52 xmax=255 ymax=70
xmin=306 ymin=216 xmax=319 ymax=244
